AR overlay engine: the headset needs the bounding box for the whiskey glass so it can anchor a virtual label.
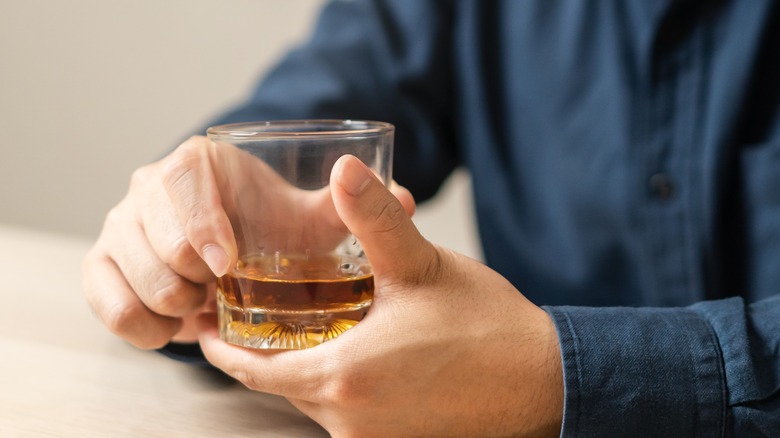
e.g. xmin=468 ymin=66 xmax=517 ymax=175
xmin=206 ymin=120 xmax=393 ymax=349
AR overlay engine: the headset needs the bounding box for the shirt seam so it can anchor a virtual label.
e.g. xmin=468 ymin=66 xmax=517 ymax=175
xmin=687 ymin=308 xmax=729 ymax=437
xmin=559 ymin=308 xmax=583 ymax=437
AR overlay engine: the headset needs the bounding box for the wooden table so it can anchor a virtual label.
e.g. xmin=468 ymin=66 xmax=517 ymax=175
xmin=0 ymin=224 xmax=328 ymax=437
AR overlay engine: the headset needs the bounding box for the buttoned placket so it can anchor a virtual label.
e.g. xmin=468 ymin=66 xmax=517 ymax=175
xmin=636 ymin=5 xmax=708 ymax=307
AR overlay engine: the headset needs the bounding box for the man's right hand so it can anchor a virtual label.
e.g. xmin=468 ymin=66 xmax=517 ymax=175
xmin=82 ymin=136 xmax=415 ymax=349
xmin=82 ymin=136 xmax=238 ymax=348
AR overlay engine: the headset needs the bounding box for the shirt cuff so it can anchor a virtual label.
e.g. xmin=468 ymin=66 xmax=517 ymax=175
xmin=543 ymin=305 xmax=727 ymax=436
xmin=156 ymin=342 xmax=211 ymax=366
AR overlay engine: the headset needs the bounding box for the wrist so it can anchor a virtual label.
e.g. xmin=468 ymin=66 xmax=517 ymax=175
xmin=537 ymin=308 xmax=564 ymax=437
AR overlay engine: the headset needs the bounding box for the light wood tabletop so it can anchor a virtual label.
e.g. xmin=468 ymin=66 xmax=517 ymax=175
xmin=0 ymin=224 xmax=328 ymax=437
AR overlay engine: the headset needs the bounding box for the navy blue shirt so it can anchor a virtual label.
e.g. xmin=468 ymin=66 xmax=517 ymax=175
xmin=204 ymin=0 xmax=780 ymax=435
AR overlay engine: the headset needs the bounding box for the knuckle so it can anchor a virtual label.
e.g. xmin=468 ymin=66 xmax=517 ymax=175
xmin=104 ymin=205 xmax=125 ymax=229
xmin=319 ymin=366 xmax=373 ymax=407
xmin=161 ymin=155 xmax=196 ymax=193
xmin=148 ymin=275 xmax=191 ymax=315
xmin=105 ymin=302 xmax=171 ymax=350
xmin=104 ymin=300 xmax=142 ymax=338
xmin=165 ymin=234 xmax=200 ymax=266
xmin=234 ymin=368 xmax=264 ymax=392
xmin=182 ymin=135 xmax=207 ymax=149
xmin=175 ymin=136 xmax=208 ymax=160
xmin=129 ymin=165 xmax=152 ymax=191
xmin=81 ymin=250 xmax=107 ymax=300
xmin=371 ymin=197 xmax=406 ymax=235
xmin=81 ymin=262 xmax=99 ymax=307
xmin=161 ymin=138 xmax=205 ymax=191
xmin=81 ymin=246 xmax=101 ymax=279
xmin=180 ymin=208 xmax=218 ymax=245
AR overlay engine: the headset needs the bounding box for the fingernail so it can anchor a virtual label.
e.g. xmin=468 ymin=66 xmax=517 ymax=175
xmin=336 ymin=155 xmax=372 ymax=196
xmin=203 ymin=245 xmax=229 ymax=277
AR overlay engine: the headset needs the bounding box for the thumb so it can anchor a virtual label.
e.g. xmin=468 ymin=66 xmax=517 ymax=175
xmin=330 ymin=155 xmax=438 ymax=285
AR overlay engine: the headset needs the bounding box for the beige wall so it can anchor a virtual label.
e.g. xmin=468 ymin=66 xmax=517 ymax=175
xmin=0 ymin=0 xmax=481 ymax=260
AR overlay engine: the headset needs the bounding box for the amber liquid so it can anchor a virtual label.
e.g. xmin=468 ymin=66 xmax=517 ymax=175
xmin=216 ymin=253 xmax=373 ymax=349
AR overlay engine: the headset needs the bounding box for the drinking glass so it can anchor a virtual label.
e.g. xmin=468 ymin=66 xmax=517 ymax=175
xmin=206 ymin=120 xmax=393 ymax=349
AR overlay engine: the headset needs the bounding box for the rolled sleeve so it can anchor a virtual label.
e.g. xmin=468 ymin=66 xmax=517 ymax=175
xmin=544 ymin=305 xmax=727 ymax=437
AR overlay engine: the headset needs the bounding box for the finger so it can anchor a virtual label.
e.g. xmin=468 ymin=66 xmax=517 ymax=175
xmin=161 ymin=137 xmax=237 ymax=277
xmin=389 ymin=180 xmax=416 ymax=217
xmin=329 ymin=155 xmax=439 ymax=286
xmin=171 ymin=283 xmax=217 ymax=343
xmin=136 ymin=164 xmax=215 ymax=284
xmin=195 ymin=313 xmax=325 ymax=400
xmin=106 ymin=207 xmax=207 ymax=318
xmin=83 ymin=248 xmax=182 ymax=350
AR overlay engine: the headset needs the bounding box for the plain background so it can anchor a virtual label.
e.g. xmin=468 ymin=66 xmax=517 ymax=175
xmin=0 ymin=0 xmax=482 ymax=260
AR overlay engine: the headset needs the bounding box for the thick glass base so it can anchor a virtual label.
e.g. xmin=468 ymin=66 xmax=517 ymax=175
xmin=217 ymin=293 xmax=370 ymax=349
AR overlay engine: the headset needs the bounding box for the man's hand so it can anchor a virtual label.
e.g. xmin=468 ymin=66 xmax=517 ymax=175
xmin=82 ymin=136 xmax=415 ymax=348
xmin=82 ymin=137 xmax=239 ymax=348
xmin=197 ymin=155 xmax=564 ymax=437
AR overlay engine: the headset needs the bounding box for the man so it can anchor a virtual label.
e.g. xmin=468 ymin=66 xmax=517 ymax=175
xmin=83 ymin=1 xmax=780 ymax=436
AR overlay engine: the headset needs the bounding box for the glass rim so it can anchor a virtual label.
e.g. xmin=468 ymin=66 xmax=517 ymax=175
xmin=207 ymin=119 xmax=394 ymax=139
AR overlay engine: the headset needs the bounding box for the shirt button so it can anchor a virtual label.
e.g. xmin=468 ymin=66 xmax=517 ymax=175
xmin=649 ymin=173 xmax=674 ymax=200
